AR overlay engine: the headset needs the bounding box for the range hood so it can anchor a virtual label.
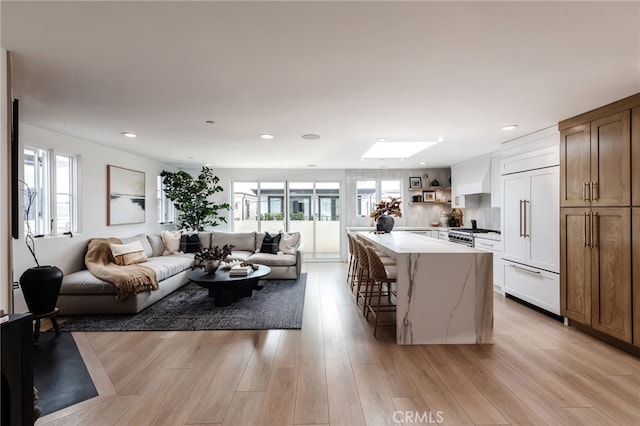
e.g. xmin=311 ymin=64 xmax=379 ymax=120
xmin=455 ymin=155 xmax=491 ymax=195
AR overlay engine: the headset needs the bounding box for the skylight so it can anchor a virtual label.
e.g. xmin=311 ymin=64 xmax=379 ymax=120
xmin=361 ymin=141 xmax=439 ymax=159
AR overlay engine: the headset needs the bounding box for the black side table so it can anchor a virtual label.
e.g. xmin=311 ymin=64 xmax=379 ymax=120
xmin=32 ymin=308 xmax=60 ymax=345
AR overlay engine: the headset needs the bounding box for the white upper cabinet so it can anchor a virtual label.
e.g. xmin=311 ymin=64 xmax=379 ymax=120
xmin=491 ymin=155 xmax=502 ymax=208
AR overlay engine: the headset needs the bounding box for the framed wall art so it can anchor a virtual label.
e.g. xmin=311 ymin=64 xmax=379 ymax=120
xmin=423 ymin=190 xmax=436 ymax=203
xmin=409 ymin=176 xmax=422 ymax=189
xmin=107 ymin=165 xmax=146 ymax=225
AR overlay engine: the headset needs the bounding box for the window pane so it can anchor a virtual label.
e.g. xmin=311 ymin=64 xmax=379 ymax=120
xmin=56 ymin=194 xmax=71 ymax=233
xmin=356 ymin=180 xmax=376 ymax=217
xmin=233 ymin=182 xmax=259 ymax=232
xmin=380 ymin=179 xmax=401 ymax=200
xmin=23 ymin=147 xmax=49 ymax=235
xmin=260 ymin=182 xmax=285 ymax=233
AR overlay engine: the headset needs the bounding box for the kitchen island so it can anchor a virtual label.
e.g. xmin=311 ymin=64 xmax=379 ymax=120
xmin=357 ymin=231 xmax=493 ymax=345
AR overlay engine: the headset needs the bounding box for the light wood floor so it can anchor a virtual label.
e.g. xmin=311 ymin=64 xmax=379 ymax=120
xmin=37 ymin=262 xmax=640 ymax=425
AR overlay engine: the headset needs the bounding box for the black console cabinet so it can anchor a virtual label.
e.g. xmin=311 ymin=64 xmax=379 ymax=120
xmin=1 ymin=313 xmax=34 ymax=426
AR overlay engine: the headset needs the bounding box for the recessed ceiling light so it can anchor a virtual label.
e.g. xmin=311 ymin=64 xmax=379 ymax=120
xmin=306 ymin=164 xmax=318 ymax=168
xmin=302 ymin=134 xmax=320 ymax=140
xmin=399 ymin=158 xmax=405 ymax=161
xmin=281 ymin=164 xmax=289 ymax=168
xmin=419 ymin=161 xmax=427 ymax=166
xmin=260 ymin=134 xmax=275 ymax=139
xmin=376 ymin=138 xmax=386 ymax=142
xmin=437 ymin=136 xmax=445 ymax=142
xmin=121 ymin=132 xmax=136 ymax=138
xmin=205 ymin=120 xmax=215 ymax=124
xmin=502 ymin=124 xmax=518 ymax=131
xmin=361 ymin=141 xmax=440 ymax=159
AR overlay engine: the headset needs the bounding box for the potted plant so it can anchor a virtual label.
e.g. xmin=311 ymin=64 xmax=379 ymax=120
xmin=160 ymin=166 xmax=231 ymax=232
xmin=19 ymin=181 xmax=63 ymax=318
xmin=370 ymin=196 xmax=402 ymax=233
xmin=194 ymin=244 xmax=235 ymax=274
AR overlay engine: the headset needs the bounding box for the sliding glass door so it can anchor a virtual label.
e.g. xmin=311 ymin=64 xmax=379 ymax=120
xmin=289 ymin=182 xmax=340 ymax=260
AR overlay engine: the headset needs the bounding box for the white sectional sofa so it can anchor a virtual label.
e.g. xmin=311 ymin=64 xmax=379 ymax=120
xmin=58 ymin=231 xmax=303 ymax=315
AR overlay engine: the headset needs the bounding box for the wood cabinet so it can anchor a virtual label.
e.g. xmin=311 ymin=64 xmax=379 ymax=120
xmin=560 ymin=208 xmax=591 ymax=324
xmin=633 ymin=108 xmax=640 ymax=206
xmin=560 ymin=207 xmax=632 ymax=342
xmin=559 ymin=93 xmax=639 ymax=348
xmin=560 ymin=111 xmax=631 ymax=207
xmin=633 ymin=208 xmax=640 ymax=347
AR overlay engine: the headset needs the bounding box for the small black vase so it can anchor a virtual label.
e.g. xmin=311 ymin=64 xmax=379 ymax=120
xmin=20 ymin=266 xmax=63 ymax=314
xmin=376 ymin=215 xmax=395 ymax=233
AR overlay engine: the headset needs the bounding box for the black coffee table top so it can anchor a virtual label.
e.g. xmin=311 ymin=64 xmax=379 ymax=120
xmin=188 ymin=264 xmax=271 ymax=284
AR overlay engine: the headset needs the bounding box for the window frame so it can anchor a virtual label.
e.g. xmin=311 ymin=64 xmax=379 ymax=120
xmin=23 ymin=146 xmax=80 ymax=237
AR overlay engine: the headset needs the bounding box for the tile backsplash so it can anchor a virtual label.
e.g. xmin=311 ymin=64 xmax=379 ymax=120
xmin=462 ymin=194 xmax=501 ymax=231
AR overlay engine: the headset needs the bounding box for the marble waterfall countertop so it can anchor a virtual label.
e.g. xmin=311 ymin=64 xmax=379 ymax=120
xmin=357 ymin=231 xmax=493 ymax=345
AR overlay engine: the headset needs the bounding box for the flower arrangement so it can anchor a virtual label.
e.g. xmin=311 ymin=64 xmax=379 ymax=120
xmin=370 ymin=196 xmax=403 ymax=221
xmin=194 ymin=244 xmax=235 ymax=265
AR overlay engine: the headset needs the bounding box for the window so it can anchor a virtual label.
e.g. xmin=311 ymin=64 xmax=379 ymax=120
xmin=157 ymin=176 xmax=176 ymax=224
xmin=356 ymin=179 xmax=402 ymax=217
xmin=23 ymin=147 xmax=79 ymax=236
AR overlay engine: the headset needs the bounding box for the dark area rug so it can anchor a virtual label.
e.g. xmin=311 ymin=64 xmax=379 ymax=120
xmin=56 ymin=274 xmax=307 ymax=331
xmin=33 ymin=332 xmax=98 ymax=416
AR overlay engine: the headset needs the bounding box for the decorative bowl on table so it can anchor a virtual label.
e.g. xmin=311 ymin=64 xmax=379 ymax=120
xmin=430 ymin=221 xmax=440 ymax=226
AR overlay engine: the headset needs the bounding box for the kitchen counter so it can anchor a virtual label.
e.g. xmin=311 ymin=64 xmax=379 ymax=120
xmin=357 ymin=231 xmax=493 ymax=345
xmin=346 ymin=226 xmax=453 ymax=232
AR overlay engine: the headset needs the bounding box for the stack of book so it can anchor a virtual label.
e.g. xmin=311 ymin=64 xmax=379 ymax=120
xmin=229 ymin=265 xmax=252 ymax=277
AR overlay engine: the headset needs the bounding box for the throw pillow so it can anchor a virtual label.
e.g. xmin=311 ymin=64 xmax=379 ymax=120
xmin=161 ymin=230 xmax=182 ymax=255
xmin=109 ymin=241 xmax=148 ymax=266
xmin=279 ymin=232 xmax=301 ymax=255
xmin=180 ymin=233 xmax=201 ymax=253
xmin=260 ymin=232 xmax=282 ymax=254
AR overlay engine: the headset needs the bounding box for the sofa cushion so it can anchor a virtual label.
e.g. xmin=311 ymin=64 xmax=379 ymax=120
xmin=180 ymin=234 xmax=202 ymax=253
xmin=198 ymin=232 xmax=212 ymax=249
xmin=260 ymin=232 xmax=281 ymax=254
xmin=147 ymin=234 xmax=165 ymax=257
xmin=109 ymin=241 xmax=148 ymax=266
xmin=143 ymin=255 xmax=194 ymax=281
xmin=162 ymin=230 xmax=183 ymax=255
xmin=279 ymin=232 xmax=301 ymax=255
xmin=121 ymin=234 xmax=153 ymax=258
xmin=61 ymin=254 xmax=194 ymax=295
xmin=212 ymin=231 xmax=255 ymax=252
xmin=248 ymin=252 xmax=297 ymax=267
xmin=227 ymin=251 xmax=253 ymax=262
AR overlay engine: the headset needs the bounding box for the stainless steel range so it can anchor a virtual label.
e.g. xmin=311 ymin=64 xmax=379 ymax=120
xmin=447 ymin=228 xmax=496 ymax=247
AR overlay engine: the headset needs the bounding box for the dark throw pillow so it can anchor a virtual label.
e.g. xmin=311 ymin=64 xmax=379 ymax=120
xmin=260 ymin=232 xmax=282 ymax=254
xmin=180 ymin=233 xmax=202 ymax=253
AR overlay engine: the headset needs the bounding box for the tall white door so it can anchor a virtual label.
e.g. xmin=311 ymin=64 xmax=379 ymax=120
xmin=502 ymin=174 xmax=527 ymax=263
xmin=528 ymin=167 xmax=559 ymax=272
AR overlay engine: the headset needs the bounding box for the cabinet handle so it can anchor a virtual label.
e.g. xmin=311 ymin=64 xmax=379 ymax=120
xmin=523 ymin=200 xmax=529 ymax=237
xmin=583 ymin=182 xmax=590 ymax=201
xmin=509 ymin=264 xmax=541 ymax=275
xmin=591 ymin=211 xmax=598 ymax=248
xmin=583 ymin=211 xmax=589 ymax=247
xmin=519 ymin=200 xmax=524 ymax=237
xmin=591 ymin=182 xmax=597 ymax=201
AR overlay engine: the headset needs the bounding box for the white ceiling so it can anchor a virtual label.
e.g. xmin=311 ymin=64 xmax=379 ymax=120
xmin=2 ymin=1 xmax=639 ymax=170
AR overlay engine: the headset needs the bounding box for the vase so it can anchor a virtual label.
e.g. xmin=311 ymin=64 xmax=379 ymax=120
xmin=376 ymin=215 xmax=395 ymax=233
xmin=204 ymin=259 xmax=220 ymax=274
xmin=19 ymin=265 xmax=63 ymax=314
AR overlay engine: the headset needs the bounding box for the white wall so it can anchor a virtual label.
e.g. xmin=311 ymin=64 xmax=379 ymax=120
xmin=12 ymin=124 xmax=177 ymax=282
xmin=1 ymin=49 xmax=11 ymax=313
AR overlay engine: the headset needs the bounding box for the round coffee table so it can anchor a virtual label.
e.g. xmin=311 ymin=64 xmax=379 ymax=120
xmin=188 ymin=264 xmax=271 ymax=307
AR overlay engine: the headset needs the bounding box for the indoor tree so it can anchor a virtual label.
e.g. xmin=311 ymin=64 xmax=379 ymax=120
xmin=160 ymin=166 xmax=230 ymax=231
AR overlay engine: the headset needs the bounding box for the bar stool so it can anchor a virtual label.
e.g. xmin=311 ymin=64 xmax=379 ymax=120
xmin=364 ymin=245 xmax=397 ymax=337
xmin=346 ymin=233 xmax=358 ymax=291
xmin=353 ymin=239 xmax=372 ymax=306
